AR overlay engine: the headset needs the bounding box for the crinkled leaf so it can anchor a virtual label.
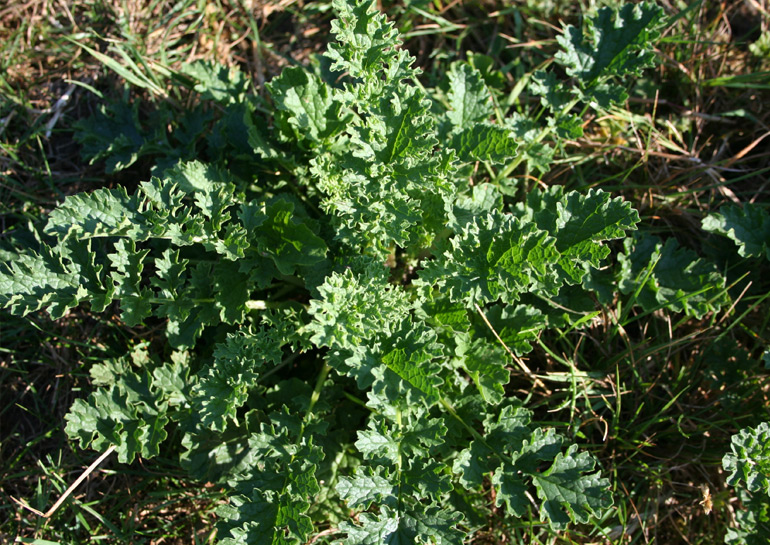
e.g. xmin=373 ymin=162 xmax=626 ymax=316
xmin=724 ymin=422 xmax=770 ymax=496
xmin=356 ymin=85 xmax=435 ymax=165
xmin=326 ymin=0 xmax=417 ymax=97
xmin=449 ymin=183 xmax=502 ymax=231
xmin=452 ymin=440 xmax=493 ymax=489
xmin=533 ymin=445 xmax=613 ymax=530
xmin=255 ymin=198 xmax=327 ymax=275
xmin=452 ymin=403 xmax=532 ymax=488
xmin=268 ymin=66 xmax=350 ymax=145
xmin=456 ymin=338 xmax=509 ymax=405
xmin=555 ymin=2 xmax=664 ymax=84
xmin=181 ymin=60 xmax=249 ymax=105
xmin=530 ymin=70 xmax=574 ymax=112
xmin=422 ymin=297 xmax=471 ymax=332
xmin=450 ymin=124 xmax=517 ymax=165
xmin=725 ymin=488 xmax=770 ymax=545
xmin=217 ymin=417 xmax=324 ymax=545
xmin=480 ymin=304 xmax=547 ymax=356
xmin=46 ymin=161 xmax=243 ymax=255
xmin=64 ymin=365 xmax=175 ymax=463
xmin=418 ymin=210 xmax=559 ymax=306
xmin=308 ymin=266 xmax=411 ymax=346
xmin=341 ymin=505 xmax=463 ymax=545
xmin=453 ymin=403 xmax=611 ymax=529
xmin=702 ymin=203 xmax=770 ymax=260
xmin=336 ymin=467 xmax=395 ymax=509
xmin=619 ymin=233 xmax=729 ymax=318
xmin=0 ymin=238 xmax=113 ymax=319
xmin=355 ymin=422 xmax=400 ymax=463
xmin=378 ymin=320 xmax=444 ymax=403
xmin=445 ymin=61 xmax=493 ymax=128
xmin=506 ymin=113 xmax=556 ymax=174
xmin=74 ymin=100 xmax=146 ymax=173
xmin=311 ymin=84 xmax=453 ymax=252
xmin=191 ymin=326 xmax=288 ymax=432
xmin=514 ymin=186 xmax=640 ymax=285
xmin=108 ymin=239 xmax=153 ymax=325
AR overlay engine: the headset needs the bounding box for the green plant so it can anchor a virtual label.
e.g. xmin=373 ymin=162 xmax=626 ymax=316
xmin=1 ymin=1 xmax=716 ymax=543
xmin=723 ymin=422 xmax=770 ymax=544
xmin=703 ymin=203 xmax=770 ymax=261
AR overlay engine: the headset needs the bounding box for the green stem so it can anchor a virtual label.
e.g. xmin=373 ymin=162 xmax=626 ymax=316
xmin=342 ymin=391 xmax=372 ymax=411
xmin=395 ymin=407 xmax=404 ymax=511
xmin=306 ymin=362 xmax=332 ymax=419
xmin=287 ymin=362 xmax=331 ymax=459
xmin=259 ymin=352 xmax=301 ymax=381
xmin=439 ymin=397 xmax=514 ymax=466
xmin=269 ymin=361 xmax=330 ymax=525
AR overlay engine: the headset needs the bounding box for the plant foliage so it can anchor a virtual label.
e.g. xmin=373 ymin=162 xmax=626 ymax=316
xmin=4 ymin=1 xmax=736 ymax=543
xmin=723 ymin=423 xmax=770 ymax=544
xmin=703 ymin=203 xmax=770 ymax=261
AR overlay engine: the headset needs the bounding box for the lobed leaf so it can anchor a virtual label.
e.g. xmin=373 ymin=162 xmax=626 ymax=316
xmin=217 ymin=414 xmax=324 ymax=545
xmin=418 ymin=210 xmax=560 ymax=306
xmin=181 ymin=60 xmax=250 ymax=105
xmin=456 ymin=338 xmax=509 ymax=405
xmin=450 ymin=124 xmax=518 ymax=165
xmin=453 ymin=403 xmax=611 ymax=529
xmin=723 ymin=424 xmax=770 ymax=545
xmin=702 ymin=203 xmax=770 ymax=260
xmin=340 ymin=504 xmax=464 ymax=545
xmin=268 ymin=66 xmax=351 ymax=146
xmin=724 ymin=422 xmax=770 ymax=496
xmin=514 ymin=186 xmax=640 ymax=285
xmin=326 ymin=0 xmax=417 ymax=99
xmin=445 ymin=61 xmax=494 ymax=129
xmin=725 ymin=488 xmax=770 ymax=545
xmin=555 ymin=2 xmax=664 ymax=89
xmin=64 ymin=355 xmax=189 ymax=463
xmin=0 ymin=238 xmax=113 ymax=319
xmin=73 ymin=100 xmax=146 ymax=173
xmin=533 ymin=445 xmax=613 ymax=530
xmin=618 ymin=233 xmax=729 ymax=318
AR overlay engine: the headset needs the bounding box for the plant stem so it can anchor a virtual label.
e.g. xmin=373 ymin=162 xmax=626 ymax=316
xmin=439 ymin=397 xmax=514 ymax=466
xmin=306 ymin=362 xmax=332 ymax=418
